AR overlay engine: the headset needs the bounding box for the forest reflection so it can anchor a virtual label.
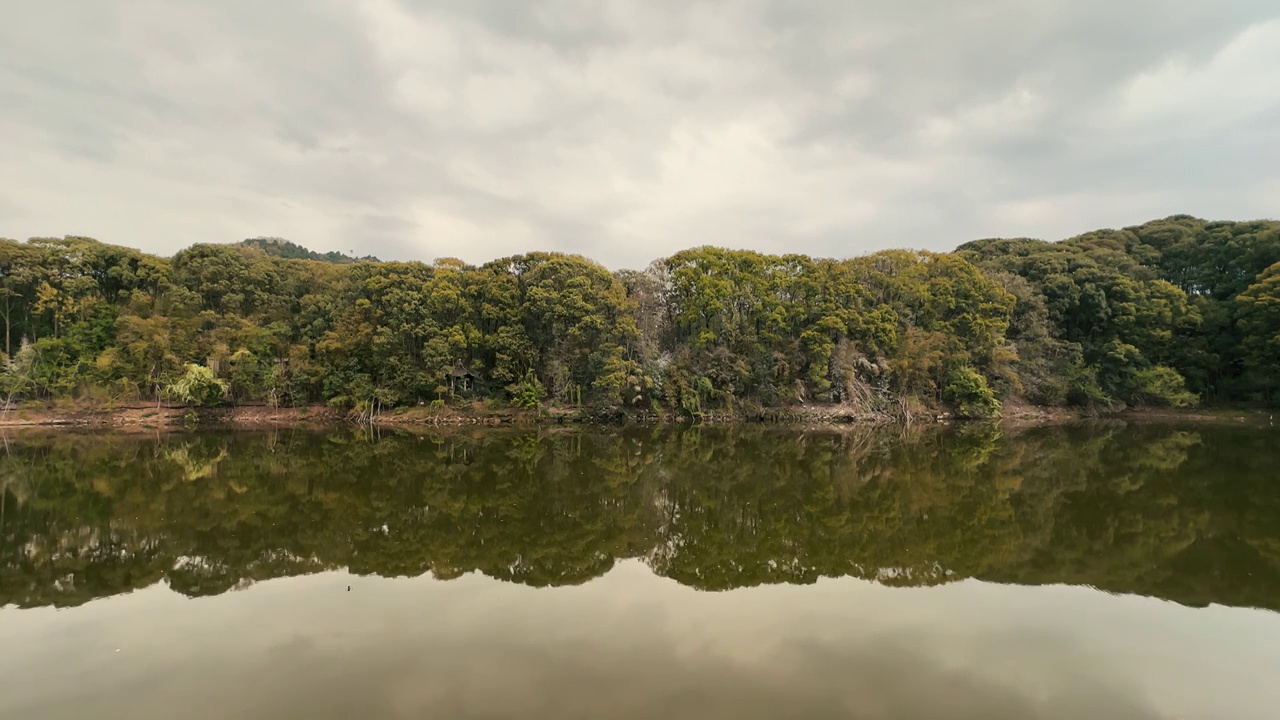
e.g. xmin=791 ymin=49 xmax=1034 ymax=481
xmin=2 ymin=423 xmax=1278 ymax=611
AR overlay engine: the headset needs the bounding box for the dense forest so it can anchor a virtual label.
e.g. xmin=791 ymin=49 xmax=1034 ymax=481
xmin=239 ymin=237 xmax=378 ymax=265
xmin=0 ymin=215 xmax=1277 ymax=418
xmin=3 ymin=425 xmax=1277 ymax=610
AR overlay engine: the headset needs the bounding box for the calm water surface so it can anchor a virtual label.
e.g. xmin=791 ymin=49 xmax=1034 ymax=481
xmin=2 ymin=423 xmax=1279 ymax=719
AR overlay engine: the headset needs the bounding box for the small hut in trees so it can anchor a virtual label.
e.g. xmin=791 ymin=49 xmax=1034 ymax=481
xmin=447 ymin=362 xmax=481 ymax=396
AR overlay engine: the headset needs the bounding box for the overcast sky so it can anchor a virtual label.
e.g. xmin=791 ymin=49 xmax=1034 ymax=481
xmin=2 ymin=1 xmax=1278 ymax=268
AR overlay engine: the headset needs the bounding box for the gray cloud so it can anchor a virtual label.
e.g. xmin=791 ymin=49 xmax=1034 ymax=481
xmin=1 ymin=0 xmax=1277 ymax=268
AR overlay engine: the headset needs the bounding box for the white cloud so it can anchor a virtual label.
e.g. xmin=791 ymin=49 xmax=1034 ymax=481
xmin=1 ymin=0 xmax=1277 ymax=266
xmin=1116 ymin=18 xmax=1280 ymax=133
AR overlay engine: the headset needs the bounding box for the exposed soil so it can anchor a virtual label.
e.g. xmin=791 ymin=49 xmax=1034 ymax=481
xmin=997 ymin=399 xmax=1083 ymax=426
xmin=0 ymin=401 xmax=573 ymax=430
xmin=1112 ymin=407 xmax=1275 ymax=424
xmin=0 ymin=401 xmax=1269 ymax=431
xmin=0 ymin=403 xmax=343 ymax=430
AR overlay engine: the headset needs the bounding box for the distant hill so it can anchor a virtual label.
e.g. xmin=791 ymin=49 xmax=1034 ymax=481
xmin=240 ymin=237 xmax=379 ymax=264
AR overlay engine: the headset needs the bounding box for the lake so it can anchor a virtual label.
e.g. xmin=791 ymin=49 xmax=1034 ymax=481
xmin=2 ymin=423 xmax=1279 ymax=719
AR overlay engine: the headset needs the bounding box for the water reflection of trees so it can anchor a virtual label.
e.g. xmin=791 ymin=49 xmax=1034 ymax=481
xmin=2 ymin=424 xmax=1278 ymax=611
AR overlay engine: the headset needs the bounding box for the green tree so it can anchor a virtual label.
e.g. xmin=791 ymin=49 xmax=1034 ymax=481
xmin=164 ymin=364 xmax=227 ymax=406
xmin=1236 ymin=262 xmax=1280 ymax=402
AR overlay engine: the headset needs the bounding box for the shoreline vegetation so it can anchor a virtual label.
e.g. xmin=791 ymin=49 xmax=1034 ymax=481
xmin=0 ymin=400 xmax=1269 ymax=431
xmin=1 ymin=216 xmax=1278 ymax=426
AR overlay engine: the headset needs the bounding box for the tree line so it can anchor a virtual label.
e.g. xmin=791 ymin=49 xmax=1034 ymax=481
xmin=1 ymin=215 xmax=1277 ymax=417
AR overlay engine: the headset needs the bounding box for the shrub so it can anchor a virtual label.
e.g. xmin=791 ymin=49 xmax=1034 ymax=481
xmin=164 ymin=364 xmax=227 ymax=407
xmin=1129 ymin=365 xmax=1199 ymax=407
xmin=508 ymin=370 xmax=546 ymax=410
xmin=943 ymin=367 xmax=1002 ymax=419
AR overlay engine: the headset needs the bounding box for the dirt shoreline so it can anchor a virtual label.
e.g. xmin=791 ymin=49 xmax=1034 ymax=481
xmin=0 ymin=401 xmax=1269 ymax=431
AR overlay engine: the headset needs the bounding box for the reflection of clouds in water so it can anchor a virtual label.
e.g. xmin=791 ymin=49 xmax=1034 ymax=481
xmin=2 ymin=560 xmax=1272 ymax=719
xmin=225 ymin=627 xmax=1165 ymax=720
xmin=46 ymin=575 xmax=1164 ymax=720
xmin=5 ymin=425 xmax=1280 ymax=720
xmin=777 ymin=634 xmax=1162 ymax=720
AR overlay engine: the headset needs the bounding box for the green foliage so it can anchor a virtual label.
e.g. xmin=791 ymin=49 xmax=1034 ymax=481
xmin=1236 ymin=262 xmax=1280 ymax=402
xmin=240 ymin=237 xmax=378 ymax=264
xmin=508 ymin=370 xmax=546 ymax=409
xmin=958 ymin=217 xmax=1280 ymax=408
xmin=164 ymin=364 xmax=227 ymax=407
xmin=1128 ymin=365 xmax=1199 ymax=407
xmin=943 ymin=366 xmax=1002 ymax=418
xmin=0 ymin=220 xmax=1277 ymax=413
